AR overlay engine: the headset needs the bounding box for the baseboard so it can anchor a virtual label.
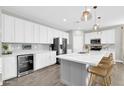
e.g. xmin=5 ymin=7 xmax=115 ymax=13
xmin=115 ymin=60 xmax=124 ymax=63
xmin=0 ymin=81 xmax=3 ymax=86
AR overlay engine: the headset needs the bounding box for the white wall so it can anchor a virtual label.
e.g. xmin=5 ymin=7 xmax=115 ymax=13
xmin=69 ymin=30 xmax=84 ymax=53
xmin=122 ymin=27 xmax=124 ymax=61
xmin=115 ymin=27 xmax=123 ymax=61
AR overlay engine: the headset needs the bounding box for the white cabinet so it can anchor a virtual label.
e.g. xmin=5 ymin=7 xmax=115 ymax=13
xmin=34 ymin=52 xmax=56 ymax=71
xmin=24 ymin=20 xmax=34 ymax=43
xmin=50 ymin=52 xmax=56 ymax=64
xmin=85 ymin=32 xmax=101 ymax=44
xmin=2 ymin=13 xmax=68 ymax=44
xmin=65 ymin=33 xmax=69 ymax=44
xmin=2 ymin=56 xmax=17 ymax=80
xmin=53 ymin=29 xmax=60 ymax=38
xmin=85 ymin=30 xmax=115 ymax=44
xmin=101 ymin=30 xmax=115 ymax=44
xmin=46 ymin=52 xmax=56 ymax=66
xmin=85 ymin=33 xmax=90 ymax=44
xmin=33 ymin=23 xmax=40 ymax=43
xmin=2 ymin=14 xmax=15 ymax=42
xmin=40 ymin=25 xmax=48 ymax=43
xmin=15 ymin=18 xmax=25 ymax=43
xmin=34 ymin=53 xmax=46 ymax=70
xmin=47 ymin=27 xmax=54 ymax=44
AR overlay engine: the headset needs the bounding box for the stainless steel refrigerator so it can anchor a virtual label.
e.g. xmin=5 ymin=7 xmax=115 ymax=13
xmin=51 ymin=38 xmax=67 ymax=64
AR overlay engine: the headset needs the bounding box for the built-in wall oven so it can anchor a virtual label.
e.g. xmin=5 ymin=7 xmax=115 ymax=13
xmin=17 ymin=54 xmax=34 ymax=77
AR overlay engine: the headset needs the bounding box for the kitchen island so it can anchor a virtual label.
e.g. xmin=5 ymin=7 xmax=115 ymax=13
xmin=57 ymin=51 xmax=114 ymax=86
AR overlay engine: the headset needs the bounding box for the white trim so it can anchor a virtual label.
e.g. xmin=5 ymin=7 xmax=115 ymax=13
xmin=115 ymin=60 xmax=124 ymax=63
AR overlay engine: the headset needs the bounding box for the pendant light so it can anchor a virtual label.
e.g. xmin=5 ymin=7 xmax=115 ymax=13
xmin=81 ymin=6 xmax=92 ymax=22
xmin=93 ymin=6 xmax=100 ymax=31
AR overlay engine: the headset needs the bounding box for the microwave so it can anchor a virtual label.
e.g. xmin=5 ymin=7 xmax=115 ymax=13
xmin=90 ymin=39 xmax=101 ymax=44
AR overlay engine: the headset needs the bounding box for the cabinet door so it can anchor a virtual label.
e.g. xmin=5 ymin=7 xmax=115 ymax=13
xmin=101 ymin=30 xmax=115 ymax=44
xmin=34 ymin=23 xmax=40 ymax=43
xmin=85 ymin=33 xmax=91 ymax=44
xmin=47 ymin=27 xmax=53 ymax=44
xmin=53 ymin=29 xmax=59 ymax=38
xmin=65 ymin=33 xmax=69 ymax=44
xmin=34 ymin=53 xmax=46 ymax=70
xmin=2 ymin=14 xmax=15 ymax=42
xmin=106 ymin=30 xmax=115 ymax=44
xmin=24 ymin=21 xmax=34 ymax=43
xmin=40 ymin=25 xmax=48 ymax=43
xmin=45 ymin=53 xmax=51 ymax=66
xmin=2 ymin=56 xmax=17 ymax=80
xmin=34 ymin=54 xmax=42 ymax=70
xmin=101 ymin=31 xmax=107 ymax=44
xmin=15 ymin=18 xmax=25 ymax=43
xmin=50 ymin=52 xmax=56 ymax=65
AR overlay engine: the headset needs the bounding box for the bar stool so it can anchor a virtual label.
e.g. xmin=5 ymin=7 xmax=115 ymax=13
xmin=88 ymin=53 xmax=113 ymax=86
xmin=99 ymin=53 xmax=113 ymax=66
xmin=98 ymin=53 xmax=114 ymax=84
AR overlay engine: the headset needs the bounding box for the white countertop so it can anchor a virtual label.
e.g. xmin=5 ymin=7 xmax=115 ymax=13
xmin=57 ymin=51 xmax=114 ymax=66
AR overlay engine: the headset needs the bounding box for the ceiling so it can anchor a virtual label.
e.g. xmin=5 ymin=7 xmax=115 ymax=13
xmin=0 ymin=6 xmax=124 ymax=31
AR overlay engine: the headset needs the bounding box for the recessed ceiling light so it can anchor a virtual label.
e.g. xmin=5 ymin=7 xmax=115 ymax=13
xmin=63 ymin=18 xmax=67 ymax=22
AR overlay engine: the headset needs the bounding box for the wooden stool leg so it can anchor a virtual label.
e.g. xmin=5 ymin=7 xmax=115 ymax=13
xmin=88 ymin=73 xmax=93 ymax=86
xmin=103 ymin=77 xmax=108 ymax=86
xmin=109 ymin=76 xmax=112 ymax=84
xmin=106 ymin=76 xmax=112 ymax=86
xmin=92 ymin=74 xmax=96 ymax=86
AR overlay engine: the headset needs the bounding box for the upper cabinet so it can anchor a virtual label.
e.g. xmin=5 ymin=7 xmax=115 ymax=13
xmin=85 ymin=30 xmax=115 ymax=44
xmin=15 ymin=17 xmax=25 ymax=43
xmin=2 ymin=14 xmax=15 ymax=42
xmin=101 ymin=30 xmax=115 ymax=44
xmin=24 ymin=20 xmax=34 ymax=43
xmin=2 ymin=14 xmax=69 ymax=44
xmin=85 ymin=32 xmax=101 ymax=44
xmin=33 ymin=23 xmax=40 ymax=43
xmin=47 ymin=27 xmax=54 ymax=44
xmin=40 ymin=25 xmax=48 ymax=43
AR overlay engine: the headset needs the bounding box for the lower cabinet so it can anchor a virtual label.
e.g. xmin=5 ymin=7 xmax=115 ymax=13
xmin=2 ymin=52 xmax=56 ymax=80
xmin=34 ymin=51 xmax=56 ymax=71
xmin=2 ymin=56 xmax=17 ymax=80
xmin=34 ymin=53 xmax=46 ymax=70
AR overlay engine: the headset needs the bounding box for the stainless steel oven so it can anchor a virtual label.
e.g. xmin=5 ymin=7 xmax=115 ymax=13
xmin=90 ymin=39 xmax=102 ymax=51
xmin=17 ymin=54 xmax=34 ymax=77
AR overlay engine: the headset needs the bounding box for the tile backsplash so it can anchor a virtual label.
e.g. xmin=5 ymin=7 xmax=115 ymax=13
xmin=2 ymin=43 xmax=50 ymax=52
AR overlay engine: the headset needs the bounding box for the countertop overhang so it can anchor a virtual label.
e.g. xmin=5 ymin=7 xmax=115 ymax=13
xmin=57 ymin=51 xmax=114 ymax=66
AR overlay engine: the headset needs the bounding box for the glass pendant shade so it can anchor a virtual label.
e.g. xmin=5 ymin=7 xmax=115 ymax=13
xmin=81 ymin=8 xmax=92 ymax=22
xmin=93 ymin=23 xmax=99 ymax=31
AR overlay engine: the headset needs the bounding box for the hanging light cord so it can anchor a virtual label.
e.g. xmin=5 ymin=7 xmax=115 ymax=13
xmin=93 ymin=6 xmax=97 ymax=24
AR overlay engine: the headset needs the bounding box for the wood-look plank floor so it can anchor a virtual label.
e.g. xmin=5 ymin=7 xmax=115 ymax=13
xmin=3 ymin=63 xmax=124 ymax=86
